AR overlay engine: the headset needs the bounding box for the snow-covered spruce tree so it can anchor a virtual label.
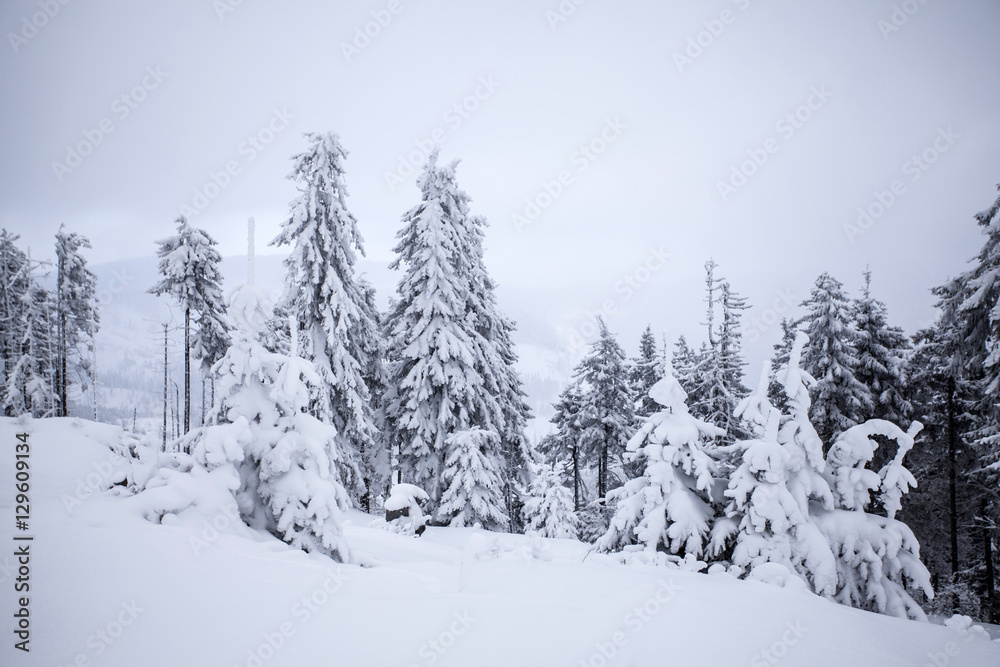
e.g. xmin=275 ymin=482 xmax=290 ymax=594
xmin=904 ymin=287 xmax=987 ymax=619
xmin=938 ymin=183 xmax=1000 ymax=622
xmin=4 ymin=256 xmax=58 ymax=417
xmin=767 ymin=318 xmax=796 ymax=413
xmin=189 ymin=278 xmax=351 ymax=561
xmin=630 ymin=325 xmax=664 ymax=419
xmin=1 ymin=231 xmax=29 ymax=415
xmin=671 ymin=335 xmax=701 ymax=401
xmin=686 ymin=262 xmax=749 ymax=444
xmin=150 ymin=217 xmax=227 ymax=435
xmin=575 ymin=318 xmax=635 ymax=501
xmin=542 ymin=380 xmax=588 ymax=510
xmin=799 ymin=272 xmax=871 ymax=446
xmin=717 ymin=280 xmax=750 ymax=429
xmin=359 ymin=277 xmax=391 ymax=510
xmin=456 ymin=209 xmax=533 ymax=531
xmin=818 ymin=419 xmax=934 ymax=620
xmin=852 ymin=269 xmax=912 ymax=428
xmin=383 ymin=153 xmax=503 ymax=512
xmin=54 ymin=226 xmax=99 ymax=417
xmin=0 ymin=230 xmax=30 ymax=415
xmin=270 ymin=132 xmax=383 ymax=508
xmin=437 ymin=428 xmax=507 ymax=529
xmin=522 ymin=460 xmax=579 ymax=539
xmin=724 ymin=333 xmax=933 ymax=619
xmin=596 ymin=362 xmax=724 ymax=559
xmin=719 ymin=363 xmax=827 ymax=588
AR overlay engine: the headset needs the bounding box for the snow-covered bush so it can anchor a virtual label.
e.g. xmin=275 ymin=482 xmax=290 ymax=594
xmin=131 ymin=283 xmax=352 ymax=562
xmin=596 ymin=369 xmax=724 ymax=558
xmin=723 ymin=332 xmax=932 ymax=619
xmin=437 ymin=428 xmax=508 ymax=530
xmin=818 ymin=419 xmax=932 ymax=619
xmin=522 ymin=461 xmax=579 ymax=539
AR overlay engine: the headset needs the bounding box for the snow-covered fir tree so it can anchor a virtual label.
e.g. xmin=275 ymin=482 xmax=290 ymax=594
xmin=54 ymin=226 xmax=99 ymax=417
xmin=150 ymin=216 xmax=228 ymax=434
xmin=819 ymin=419 xmax=933 ymax=619
xmin=185 ymin=255 xmax=352 ymax=561
xmin=358 ymin=277 xmax=390 ymax=510
xmin=671 ymin=335 xmax=700 ymax=402
xmin=454 ymin=208 xmax=532 ymax=530
xmin=541 ymin=380 xmax=587 ymax=510
xmin=722 ymin=333 xmax=932 ymax=619
xmin=1 ymin=230 xmax=31 ymax=416
xmin=852 ymin=269 xmax=912 ymax=426
xmin=574 ymin=318 xmax=635 ymax=501
xmin=437 ymin=428 xmax=508 ymax=529
xmin=596 ymin=361 xmax=724 ymax=559
xmin=383 ymin=153 xmax=506 ymax=510
xmin=907 ymin=311 xmax=990 ymax=618
xmin=799 ymin=272 xmax=871 ymax=446
xmin=270 ymin=132 xmax=384 ymax=508
xmin=686 ymin=262 xmax=749 ymax=443
xmin=4 ymin=252 xmax=57 ymax=417
xmin=934 ymin=183 xmax=1000 ymax=622
xmin=522 ymin=461 xmax=579 ymax=539
xmin=630 ymin=325 xmax=664 ymax=419
xmin=719 ymin=363 xmax=825 ymax=588
xmin=767 ymin=318 xmax=796 ymax=413
xmin=717 ymin=280 xmax=750 ymax=427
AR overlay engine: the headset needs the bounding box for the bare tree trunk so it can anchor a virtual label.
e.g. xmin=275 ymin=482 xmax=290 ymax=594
xmin=572 ymin=445 xmax=580 ymax=512
xmin=162 ymin=323 xmax=168 ymax=451
xmin=945 ymin=377 xmax=961 ymax=614
xmin=947 ymin=378 xmax=960 ymax=576
xmin=173 ymin=382 xmax=180 ymax=446
xmin=184 ymin=306 xmax=190 ymax=435
xmin=983 ymin=499 xmax=997 ymax=624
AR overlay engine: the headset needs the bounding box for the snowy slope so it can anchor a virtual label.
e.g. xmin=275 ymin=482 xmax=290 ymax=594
xmin=2 ymin=417 xmax=998 ymax=667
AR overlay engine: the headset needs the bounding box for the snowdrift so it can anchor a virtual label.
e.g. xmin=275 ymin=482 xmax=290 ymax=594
xmin=2 ymin=417 xmax=999 ymax=667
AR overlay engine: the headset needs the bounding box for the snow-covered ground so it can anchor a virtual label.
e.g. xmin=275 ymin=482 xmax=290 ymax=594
xmin=2 ymin=417 xmax=998 ymax=667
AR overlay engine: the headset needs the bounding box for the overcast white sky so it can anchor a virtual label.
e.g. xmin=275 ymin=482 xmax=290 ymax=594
xmin=2 ymin=0 xmax=999 ymax=371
